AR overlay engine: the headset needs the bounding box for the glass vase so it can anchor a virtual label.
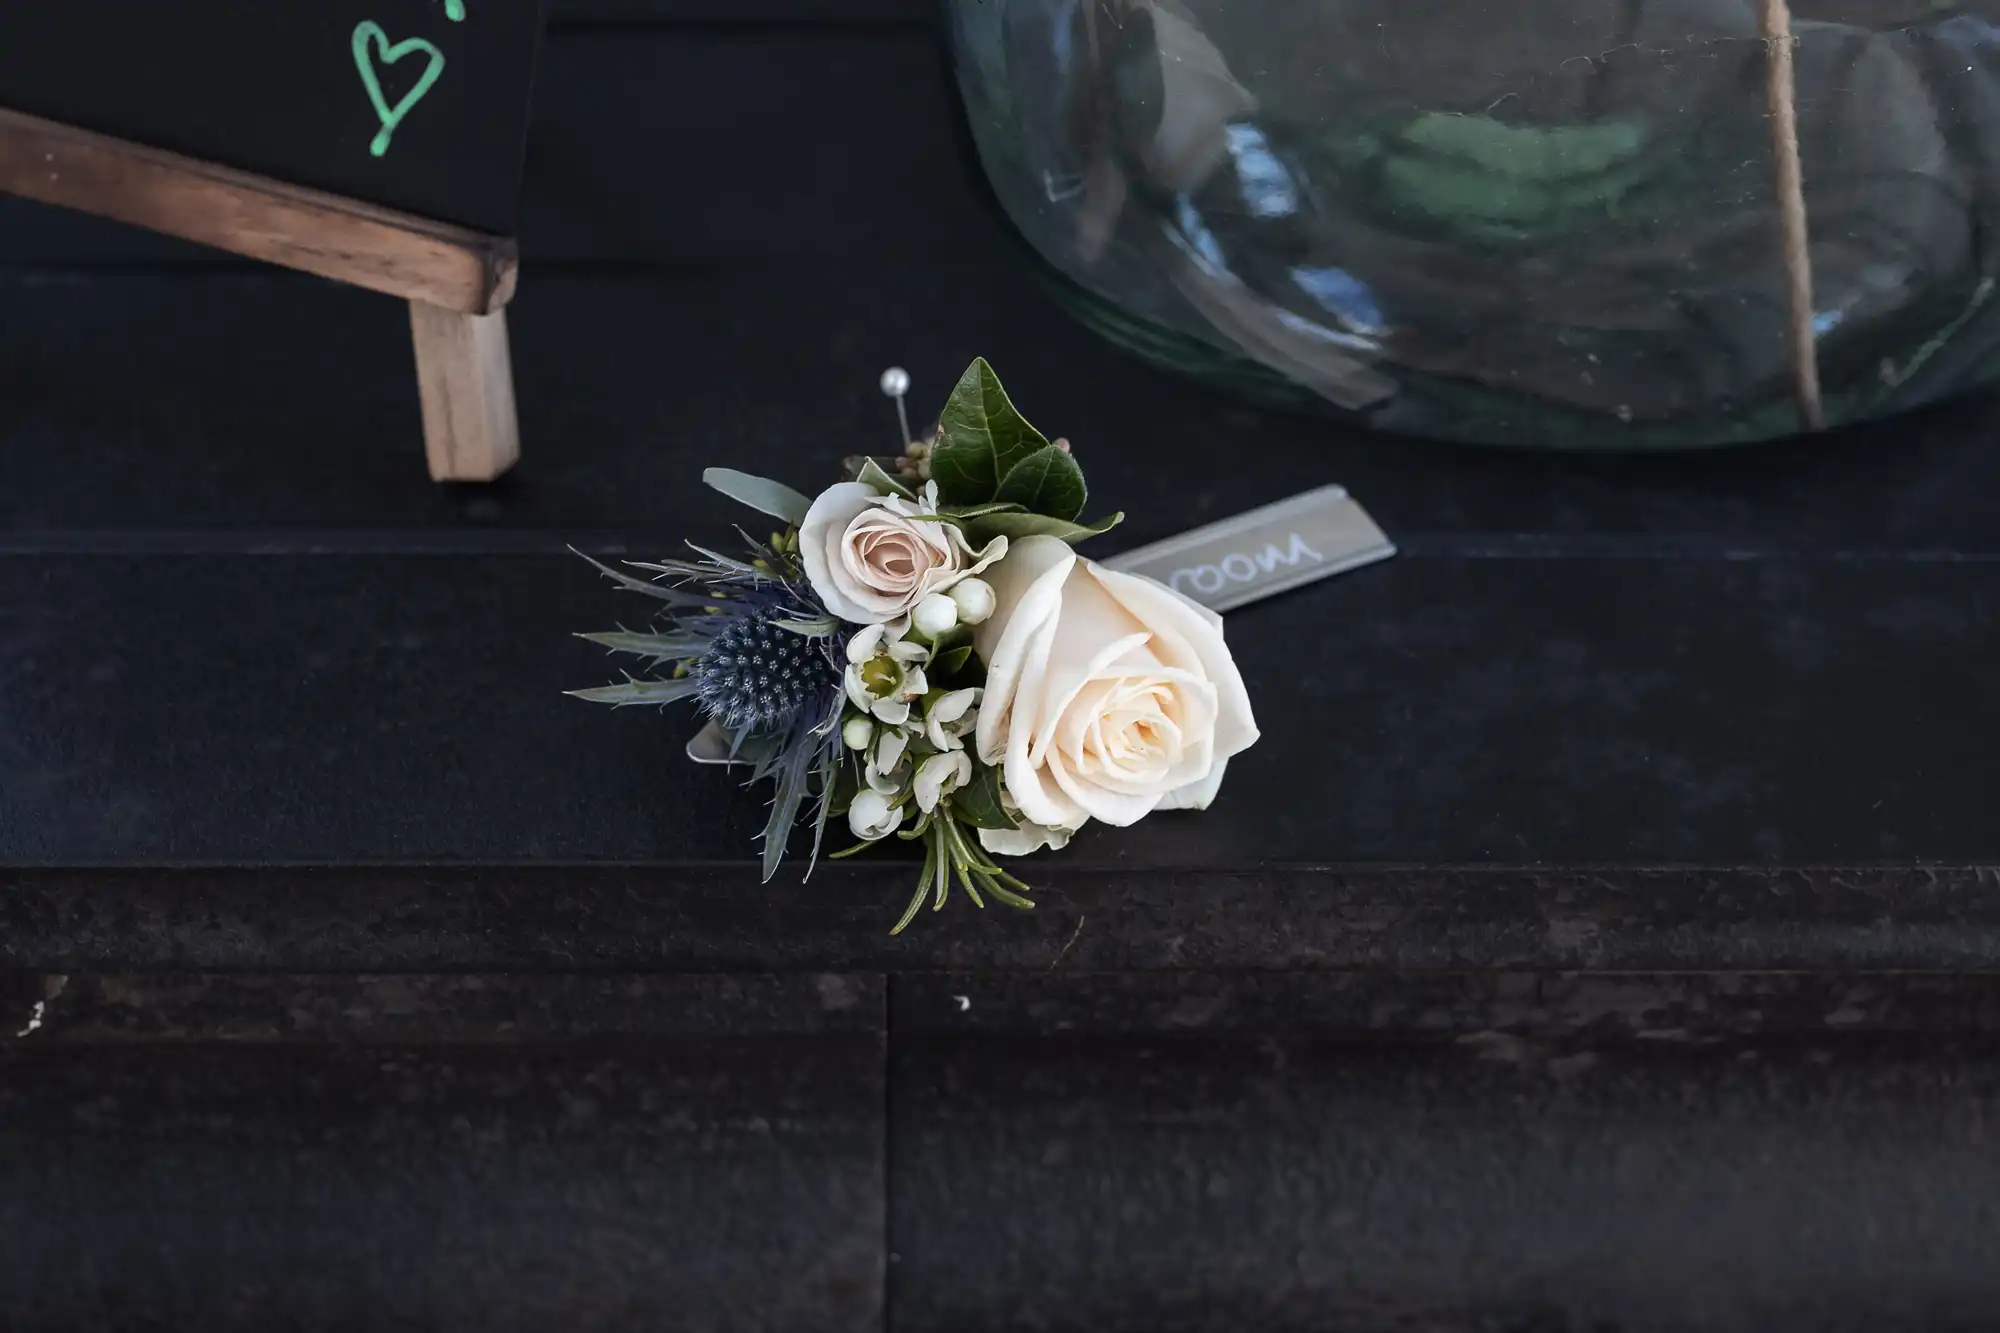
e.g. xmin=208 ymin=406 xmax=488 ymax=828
xmin=945 ymin=0 xmax=2000 ymax=448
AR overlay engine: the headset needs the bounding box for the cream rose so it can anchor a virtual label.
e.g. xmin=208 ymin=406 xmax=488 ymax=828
xmin=800 ymin=481 xmax=1007 ymax=625
xmin=972 ymin=536 xmax=1258 ymax=840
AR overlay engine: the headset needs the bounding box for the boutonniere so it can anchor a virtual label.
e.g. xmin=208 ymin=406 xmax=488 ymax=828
xmin=571 ymin=360 xmax=1260 ymax=932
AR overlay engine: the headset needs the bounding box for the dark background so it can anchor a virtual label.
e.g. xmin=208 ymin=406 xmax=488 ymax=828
xmin=0 ymin=0 xmax=547 ymax=231
xmin=7 ymin=0 xmax=2000 ymax=1328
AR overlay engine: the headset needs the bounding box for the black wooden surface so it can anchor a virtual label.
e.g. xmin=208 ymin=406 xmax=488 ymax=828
xmin=0 ymin=0 xmax=547 ymax=232
xmin=6 ymin=7 xmax=2000 ymax=1330
xmin=1 ymin=973 xmax=884 ymax=1331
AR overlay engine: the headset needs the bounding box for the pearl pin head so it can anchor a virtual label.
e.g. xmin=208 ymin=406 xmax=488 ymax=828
xmin=879 ymin=366 xmax=913 ymax=446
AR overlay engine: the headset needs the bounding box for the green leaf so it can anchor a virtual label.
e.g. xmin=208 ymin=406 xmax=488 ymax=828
xmin=962 ymin=510 xmax=1125 ymax=548
xmin=971 ymin=868 xmax=1035 ymax=912
xmin=565 ymin=677 xmax=701 ymax=708
xmin=932 ymin=358 xmax=1049 ymax=506
xmin=951 ymin=762 xmax=1021 ymax=831
xmin=930 ymin=644 xmax=977 ymax=686
xmin=927 ymin=624 xmax=973 ymax=655
xmin=702 ymin=468 xmax=812 ymax=526
xmin=891 ymin=840 xmax=937 ymax=935
xmin=772 ymin=616 xmax=839 ymax=637
xmin=993 ymin=445 xmax=1088 ymax=521
xmin=856 ymin=458 xmax=916 ymax=500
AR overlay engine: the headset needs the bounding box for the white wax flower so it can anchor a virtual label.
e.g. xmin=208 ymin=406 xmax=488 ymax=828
xmin=867 ymin=729 xmax=910 ymax=794
xmin=913 ymin=750 xmax=974 ymax=814
xmin=843 ymin=620 xmax=930 ymax=726
xmin=924 ymin=687 xmax=981 ymax=753
xmin=841 ymin=715 xmax=875 ymax=751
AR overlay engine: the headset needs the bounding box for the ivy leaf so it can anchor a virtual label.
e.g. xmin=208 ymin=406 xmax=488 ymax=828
xmin=952 ymin=762 xmax=1021 ymax=831
xmin=962 ymin=510 xmax=1125 ymax=548
xmin=993 ymin=444 xmax=1088 ymax=521
xmin=702 ymin=468 xmax=813 ymax=526
xmin=932 ymin=358 xmax=1049 ymax=506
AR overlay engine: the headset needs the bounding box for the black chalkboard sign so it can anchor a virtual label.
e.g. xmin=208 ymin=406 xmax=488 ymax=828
xmin=0 ymin=0 xmax=546 ymax=234
xmin=0 ymin=0 xmax=551 ymax=482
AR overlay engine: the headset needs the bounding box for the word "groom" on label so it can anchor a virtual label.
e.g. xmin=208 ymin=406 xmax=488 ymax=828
xmin=1168 ymin=532 xmax=1326 ymax=598
xmin=1103 ymin=485 xmax=1396 ymax=614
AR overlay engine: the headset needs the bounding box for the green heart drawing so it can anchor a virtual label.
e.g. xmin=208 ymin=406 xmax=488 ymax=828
xmin=351 ymin=21 xmax=446 ymax=159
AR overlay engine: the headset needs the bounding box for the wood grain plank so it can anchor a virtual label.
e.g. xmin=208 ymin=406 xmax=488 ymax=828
xmin=891 ymin=1026 xmax=2000 ymax=1330
xmin=8 ymin=865 xmax=2000 ymax=974
xmin=0 ymin=1041 xmax=885 ymax=1331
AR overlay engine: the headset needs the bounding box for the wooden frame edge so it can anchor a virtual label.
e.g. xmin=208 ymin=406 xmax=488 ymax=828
xmin=0 ymin=105 xmax=518 ymax=314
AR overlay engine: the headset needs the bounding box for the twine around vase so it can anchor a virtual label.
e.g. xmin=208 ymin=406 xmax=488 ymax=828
xmin=1761 ymin=0 xmax=1825 ymax=431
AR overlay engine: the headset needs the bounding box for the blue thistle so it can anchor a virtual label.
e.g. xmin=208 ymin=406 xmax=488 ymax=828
xmin=694 ymin=608 xmax=844 ymax=732
xmin=569 ymin=542 xmax=850 ymax=882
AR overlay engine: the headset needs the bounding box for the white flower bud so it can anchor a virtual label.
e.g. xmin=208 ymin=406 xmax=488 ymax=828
xmin=848 ymin=788 xmax=903 ymax=842
xmin=948 ymin=577 xmax=997 ymax=626
xmin=841 ymin=715 xmax=875 ymax=751
xmin=912 ymin=592 xmax=959 ymax=638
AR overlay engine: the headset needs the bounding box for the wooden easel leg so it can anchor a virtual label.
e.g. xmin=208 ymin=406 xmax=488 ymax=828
xmin=409 ymin=301 xmax=521 ymax=482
